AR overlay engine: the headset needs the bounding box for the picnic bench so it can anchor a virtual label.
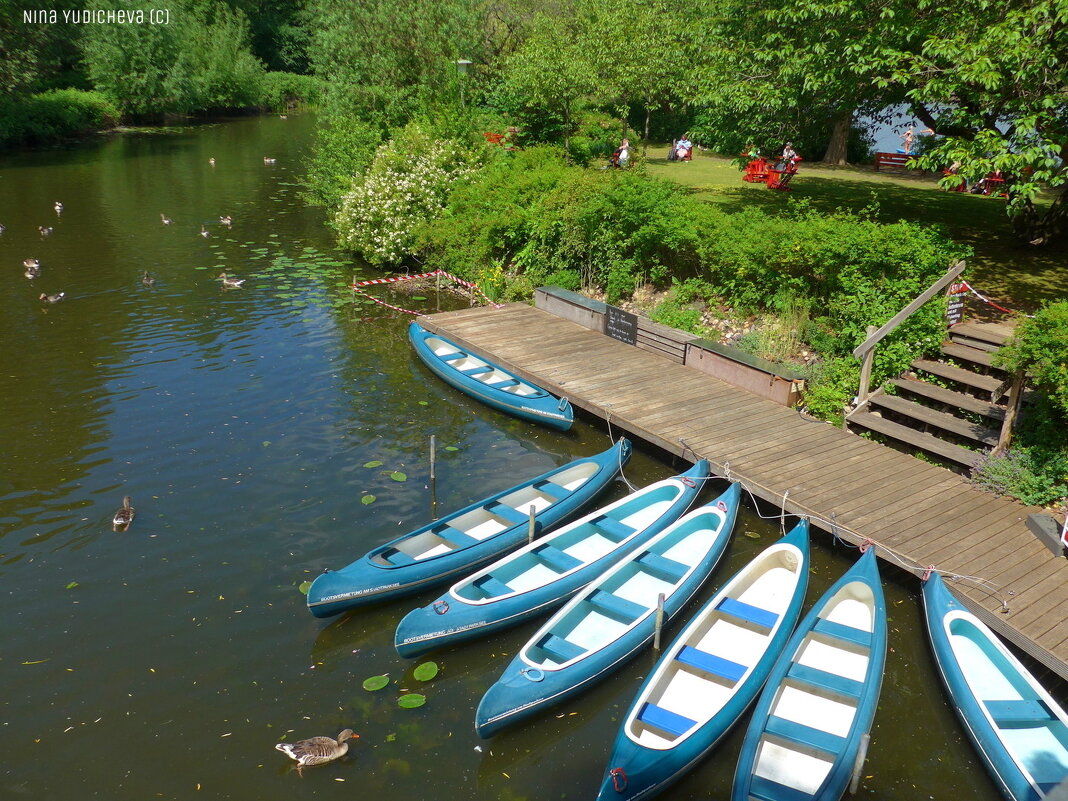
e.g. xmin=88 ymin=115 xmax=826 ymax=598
xmin=875 ymin=152 xmax=911 ymax=171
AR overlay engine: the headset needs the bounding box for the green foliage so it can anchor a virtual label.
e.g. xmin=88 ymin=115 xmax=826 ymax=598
xmin=304 ymin=112 xmax=384 ymax=207
xmin=801 ymin=357 xmax=861 ymax=426
xmin=258 ymin=72 xmax=326 ymax=111
xmin=971 ymin=447 xmax=1068 ymax=507
xmin=0 ymin=89 xmax=119 ymax=146
xmin=993 ymin=302 xmax=1068 ymax=417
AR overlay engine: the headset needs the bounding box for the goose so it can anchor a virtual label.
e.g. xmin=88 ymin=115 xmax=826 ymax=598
xmin=160 ymin=213 xmax=172 ymax=225
xmin=39 ymin=226 xmax=53 ymax=237
xmin=275 ymin=729 xmax=357 ymax=776
xmin=199 ymin=226 xmax=210 ymax=238
xmin=208 ymin=157 xmax=216 ymax=167
xmin=39 ymin=291 xmax=65 ymax=303
xmin=142 ymin=271 xmax=155 ymax=287
xmin=54 ymin=201 xmax=63 ymax=215
xmin=112 ymin=496 xmax=135 ymax=530
xmin=217 ymin=272 xmax=245 ymax=289
xmin=219 ymin=215 xmax=232 ymax=227
xmin=263 ymin=156 xmax=277 ymax=164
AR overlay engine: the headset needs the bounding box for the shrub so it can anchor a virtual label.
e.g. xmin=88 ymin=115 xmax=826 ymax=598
xmin=993 ymin=301 xmax=1068 ymax=417
xmin=259 ymin=72 xmax=326 ymax=111
xmin=971 ymin=447 xmax=1068 ymax=507
xmin=800 ymin=357 xmax=861 ymax=426
xmin=0 ymin=89 xmax=120 ymax=147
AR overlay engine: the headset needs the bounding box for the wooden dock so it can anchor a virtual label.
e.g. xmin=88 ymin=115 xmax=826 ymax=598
xmin=421 ymin=303 xmax=1068 ymax=681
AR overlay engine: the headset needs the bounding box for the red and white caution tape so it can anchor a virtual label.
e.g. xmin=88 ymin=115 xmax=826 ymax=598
xmin=960 ymin=281 xmax=1022 ymax=316
xmin=351 ymin=269 xmax=502 ymax=316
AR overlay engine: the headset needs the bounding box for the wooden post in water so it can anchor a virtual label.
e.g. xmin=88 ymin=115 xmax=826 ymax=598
xmin=653 ymin=593 xmax=666 ymax=651
xmin=527 ymin=506 xmax=537 ymax=543
xmin=849 ymin=732 xmax=871 ymax=794
xmin=429 ymin=435 xmax=437 ymax=520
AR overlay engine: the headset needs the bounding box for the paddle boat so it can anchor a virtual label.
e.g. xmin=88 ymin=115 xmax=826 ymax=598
xmin=732 ymin=547 xmax=887 ymax=801
xmin=476 ymin=482 xmax=741 ymax=738
xmin=923 ymin=572 xmax=1068 ymax=801
xmin=306 ymin=439 xmax=632 ymax=618
xmin=596 ymin=520 xmax=810 ymax=801
xmin=394 ymin=460 xmax=711 ymax=658
xmin=409 ymin=321 xmax=573 ymax=431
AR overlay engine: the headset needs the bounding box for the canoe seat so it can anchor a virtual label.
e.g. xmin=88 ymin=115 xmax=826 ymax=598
xmin=461 ymin=365 xmax=494 ymax=376
xmin=787 ymin=662 xmax=864 ymax=699
xmin=487 ymin=378 xmax=520 ymax=389
xmin=472 ymin=574 xmax=513 ymax=599
xmin=436 ymin=525 xmax=479 ymax=549
xmin=748 ymin=774 xmax=815 ymax=801
xmin=535 ymin=544 xmax=583 ymax=573
xmin=638 ymin=702 xmax=696 ymax=738
xmin=984 ymin=699 xmax=1055 ymax=727
xmin=675 ymin=645 xmax=746 ymax=682
xmin=485 ymin=502 xmax=528 ymax=525
xmin=717 ymin=597 xmax=778 ymax=629
xmin=538 ymin=633 xmax=586 ymax=663
xmin=813 ymin=617 xmax=871 ymax=648
xmin=636 ymin=551 xmax=689 ymax=582
xmin=438 ymin=351 xmax=465 ymax=361
xmin=384 ymin=548 xmax=416 ymax=565
xmin=589 ymin=590 xmax=647 ymax=623
xmin=765 ymin=715 xmax=846 ymax=756
xmin=533 ymin=480 xmax=569 ymax=500
xmin=594 ymin=516 xmax=635 ymax=542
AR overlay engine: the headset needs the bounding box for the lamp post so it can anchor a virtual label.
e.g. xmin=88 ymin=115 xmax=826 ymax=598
xmin=455 ymin=59 xmax=472 ymax=108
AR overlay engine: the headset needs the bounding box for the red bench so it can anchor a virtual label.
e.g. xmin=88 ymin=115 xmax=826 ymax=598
xmin=875 ymin=152 xmax=911 ymax=171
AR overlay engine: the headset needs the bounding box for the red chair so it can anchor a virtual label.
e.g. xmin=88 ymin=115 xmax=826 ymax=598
xmin=743 ymin=157 xmax=771 ymax=183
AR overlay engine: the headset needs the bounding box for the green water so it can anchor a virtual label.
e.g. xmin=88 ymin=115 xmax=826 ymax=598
xmin=0 ymin=115 xmax=1004 ymax=800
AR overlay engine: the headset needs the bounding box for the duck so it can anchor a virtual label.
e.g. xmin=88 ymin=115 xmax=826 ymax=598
xmin=279 ymin=114 xmax=288 ymax=119
xmin=219 ymin=215 xmax=232 ymax=227
xmin=39 ymin=226 xmax=53 ymax=237
xmin=263 ymin=156 xmax=277 ymax=164
xmin=39 ymin=291 xmax=65 ymax=303
xmin=217 ymin=272 xmax=245 ymax=289
xmin=142 ymin=271 xmax=155 ymax=287
xmin=0 ymin=223 xmax=6 ymax=234
xmin=54 ymin=201 xmax=63 ymax=215
xmin=24 ymin=259 xmax=41 ymax=279
xmin=160 ymin=213 xmax=172 ymax=225
xmin=112 ymin=496 xmax=135 ymax=530
xmin=199 ymin=226 xmax=210 ymax=238
xmin=275 ymin=729 xmax=357 ymax=776
xmin=208 ymin=157 xmax=216 ymax=167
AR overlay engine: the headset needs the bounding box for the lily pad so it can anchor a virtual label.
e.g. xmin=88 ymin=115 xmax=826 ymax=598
xmin=361 ymin=495 xmax=376 ymax=505
xmin=744 ymin=531 xmax=761 ymax=540
xmin=363 ymin=674 xmax=390 ymax=691
xmin=390 ymin=471 xmax=407 ymax=482
xmin=298 ymin=580 xmax=312 ymax=595
xmin=397 ymin=693 xmax=426 ymax=709
xmin=444 ymin=446 xmax=459 ymax=452
xmin=364 ymin=460 xmax=383 ymax=468
xmin=413 ymin=662 xmax=439 ymax=681
xmin=65 ymin=581 xmax=79 ymax=590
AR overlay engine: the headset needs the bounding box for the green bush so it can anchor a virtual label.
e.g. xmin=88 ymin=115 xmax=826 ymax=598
xmin=971 ymin=447 xmax=1068 ymax=507
xmin=259 ymin=72 xmax=326 ymax=111
xmin=0 ymin=89 xmax=120 ymax=147
xmin=304 ymin=110 xmax=384 ymax=207
xmin=993 ymin=301 xmax=1068 ymax=417
xmin=800 ymin=357 xmax=861 ymax=426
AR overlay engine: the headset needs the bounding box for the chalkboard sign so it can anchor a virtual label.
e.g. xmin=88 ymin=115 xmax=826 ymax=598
xmin=604 ymin=306 xmax=638 ymax=345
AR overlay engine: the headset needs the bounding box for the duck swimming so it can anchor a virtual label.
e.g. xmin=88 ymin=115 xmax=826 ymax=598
xmin=219 ymin=215 xmax=232 ymax=227
xmin=112 ymin=496 xmax=135 ymax=531
xmin=24 ymin=259 xmax=41 ymax=279
xmin=199 ymin=226 xmax=210 ymax=238
xmin=54 ymin=201 xmax=63 ymax=215
xmin=142 ymin=271 xmax=155 ymax=287
xmin=263 ymin=156 xmax=277 ymax=164
xmin=217 ymin=272 xmax=245 ymax=289
xmin=160 ymin=213 xmax=172 ymax=225
xmin=208 ymin=157 xmax=216 ymax=166
xmin=39 ymin=291 xmax=65 ymax=303
xmin=39 ymin=226 xmax=53 ymax=237
xmin=275 ymin=730 xmax=357 ymax=776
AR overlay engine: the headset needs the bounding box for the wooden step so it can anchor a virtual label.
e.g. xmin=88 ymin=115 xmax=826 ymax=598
xmin=949 ymin=332 xmax=1002 ymax=353
xmin=911 ymin=359 xmax=1002 ymax=394
xmin=890 ymin=378 xmax=1006 ymax=421
xmin=848 ymin=411 xmax=983 ymax=469
xmin=941 ymin=342 xmax=1002 ymax=371
xmin=868 ymin=394 xmax=999 ymax=446
xmin=950 ymin=321 xmax=1013 ymax=347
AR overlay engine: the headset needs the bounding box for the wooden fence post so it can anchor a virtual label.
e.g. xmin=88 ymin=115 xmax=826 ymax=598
xmin=856 ymin=325 xmax=878 ymax=405
xmin=993 ymin=370 xmax=1025 ymax=456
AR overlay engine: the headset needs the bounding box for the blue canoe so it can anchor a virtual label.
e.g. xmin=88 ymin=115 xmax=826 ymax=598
xmin=476 ymin=483 xmax=741 ymax=738
xmin=409 ymin=321 xmax=573 ymax=431
xmin=394 ymin=460 xmax=711 ymax=659
xmin=732 ymin=547 xmax=887 ymax=801
xmin=306 ymin=439 xmax=632 ymax=618
xmin=923 ymin=572 xmax=1068 ymax=801
xmin=596 ymin=521 xmax=810 ymax=801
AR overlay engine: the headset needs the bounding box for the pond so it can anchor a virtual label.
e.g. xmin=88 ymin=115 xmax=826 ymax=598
xmin=0 ymin=114 xmax=1003 ymax=800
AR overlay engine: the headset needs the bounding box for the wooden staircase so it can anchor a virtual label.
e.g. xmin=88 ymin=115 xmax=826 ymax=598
xmin=847 ymin=321 xmax=1015 ymax=471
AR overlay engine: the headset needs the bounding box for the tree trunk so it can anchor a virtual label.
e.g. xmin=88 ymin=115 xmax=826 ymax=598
xmin=643 ymin=102 xmax=651 ymax=157
xmin=1011 ymin=188 xmax=1068 ymax=246
xmin=821 ymin=109 xmax=853 ymax=165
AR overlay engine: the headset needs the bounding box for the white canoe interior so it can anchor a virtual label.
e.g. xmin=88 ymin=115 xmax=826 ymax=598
xmin=624 ymin=541 xmax=805 ymax=750
xmin=371 ymin=460 xmax=604 ymax=565
xmin=453 ymin=480 xmax=689 ymax=605
xmin=520 ymin=506 xmax=729 ymax=670
xmin=427 ymin=336 xmax=541 ymax=397
xmin=749 ymin=580 xmax=877 ymax=797
xmin=944 ymin=610 xmax=1068 ymax=794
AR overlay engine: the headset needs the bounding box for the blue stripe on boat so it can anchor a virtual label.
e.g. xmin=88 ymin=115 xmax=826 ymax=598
xmin=636 ymin=551 xmax=689 ymax=582
xmin=474 ymin=575 xmax=513 ymax=598
xmin=676 ymin=645 xmax=747 ymax=682
xmin=786 ymin=662 xmax=864 ymax=699
xmin=462 ymin=365 xmax=494 ymax=376
xmin=595 ymin=516 xmax=634 ymax=541
xmin=748 ymin=774 xmax=813 ymax=801
xmin=538 ymin=633 xmax=586 ymax=663
xmin=765 ymin=715 xmax=846 ymax=756
xmin=485 ymin=502 xmax=527 ymax=525
xmin=639 ymin=703 xmax=696 ymax=737
xmin=717 ymin=597 xmax=778 ymax=629
xmin=983 ymin=699 xmax=1054 ymax=727
xmin=536 ymin=544 xmax=583 ymax=573
xmin=813 ymin=617 xmax=872 ymax=647
xmin=589 ymin=590 xmax=647 ymax=623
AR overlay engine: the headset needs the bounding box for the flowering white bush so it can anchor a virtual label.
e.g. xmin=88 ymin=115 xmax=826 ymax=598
xmin=334 ymin=125 xmax=481 ymax=265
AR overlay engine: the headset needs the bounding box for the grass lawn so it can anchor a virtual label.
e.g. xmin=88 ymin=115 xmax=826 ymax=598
xmin=644 ymin=146 xmax=1066 ymax=311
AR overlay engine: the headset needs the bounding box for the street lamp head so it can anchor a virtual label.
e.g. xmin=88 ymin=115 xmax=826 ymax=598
xmin=455 ymin=59 xmax=472 ymax=75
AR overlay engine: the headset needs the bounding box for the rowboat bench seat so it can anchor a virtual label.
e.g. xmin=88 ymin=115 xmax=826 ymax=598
xmin=533 ymin=480 xmax=569 ymax=500
xmin=718 ymin=597 xmax=778 ymax=629
xmin=589 ymin=590 xmax=647 ymax=623
xmin=813 ymin=617 xmax=871 ymax=647
xmin=676 ymin=645 xmax=746 ymax=682
xmin=473 ymin=574 xmax=513 ymax=598
xmin=748 ymin=774 xmax=815 ymax=801
xmin=384 ymin=548 xmax=416 ymax=565
xmin=638 ymin=702 xmax=696 ymax=737
xmin=984 ymin=698 xmax=1055 ymax=727
xmin=438 ymin=351 xmax=466 ymax=361
xmin=487 ymin=378 xmax=520 ymax=389
xmin=436 ymin=525 xmax=479 ymax=549
xmin=536 ymin=544 xmax=583 ymax=573
xmin=636 ymin=551 xmax=689 ymax=582
xmin=485 ymin=502 xmax=528 ymax=525
xmin=787 ymin=662 xmax=864 ymax=699
xmin=594 ymin=516 xmax=635 ymax=541
xmin=461 ymin=365 xmax=494 ymax=376
xmin=765 ymin=715 xmax=845 ymax=756
xmin=538 ymin=633 xmax=586 ymax=663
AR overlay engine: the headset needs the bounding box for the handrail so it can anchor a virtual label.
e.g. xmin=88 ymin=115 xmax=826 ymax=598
xmin=852 ymin=260 xmax=966 ymax=359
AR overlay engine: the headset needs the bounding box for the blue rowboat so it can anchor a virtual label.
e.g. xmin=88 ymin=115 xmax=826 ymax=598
xmin=409 ymin=321 xmax=573 ymax=431
xmin=596 ymin=521 xmax=810 ymax=801
xmin=923 ymin=572 xmax=1068 ymax=801
xmin=306 ymin=439 xmax=632 ymax=619
xmin=732 ymin=547 xmax=887 ymax=801
xmin=394 ymin=460 xmax=711 ymax=659
xmin=476 ymin=483 xmax=741 ymax=738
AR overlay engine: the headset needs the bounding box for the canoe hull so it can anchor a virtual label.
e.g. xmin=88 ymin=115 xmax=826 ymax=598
xmin=476 ymin=483 xmax=741 ymax=738
xmin=307 ymin=439 xmax=632 ymax=618
xmin=409 ymin=321 xmax=573 ymax=430
xmin=394 ymin=460 xmax=712 ymax=658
